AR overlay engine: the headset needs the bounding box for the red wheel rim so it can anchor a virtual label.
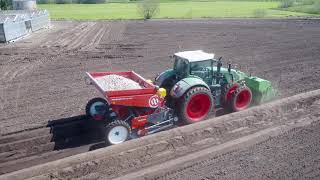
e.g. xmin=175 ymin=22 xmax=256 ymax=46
xmin=225 ymin=84 xmax=238 ymax=102
xmin=235 ymin=89 xmax=251 ymax=109
xmin=186 ymin=94 xmax=211 ymax=122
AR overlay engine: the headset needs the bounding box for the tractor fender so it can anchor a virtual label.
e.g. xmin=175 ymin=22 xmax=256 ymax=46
xmin=154 ymin=69 xmax=176 ymax=87
xmin=170 ymin=77 xmax=210 ymax=99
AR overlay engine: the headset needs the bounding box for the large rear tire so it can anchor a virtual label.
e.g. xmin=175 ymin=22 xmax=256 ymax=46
xmin=86 ymin=97 xmax=109 ymax=121
xmin=178 ymin=87 xmax=214 ymax=125
xmin=105 ymin=120 xmax=131 ymax=145
xmin=229 ymin=86 xmax=252 ymax=112
xmin=224 ymin=83 xmax=239 ymax=104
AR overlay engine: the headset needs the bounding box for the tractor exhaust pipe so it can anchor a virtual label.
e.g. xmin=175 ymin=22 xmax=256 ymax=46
xmin=216 ymin=57 xmax=223 ymax=84
xmin=228 ymin=63 xmax=234 ymax=82
xmin=217 ymin=57 xmax=222 ymax=73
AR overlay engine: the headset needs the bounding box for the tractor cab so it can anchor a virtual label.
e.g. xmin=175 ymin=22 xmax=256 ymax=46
xmin=173 ymin=50 xmax=218 ymax=85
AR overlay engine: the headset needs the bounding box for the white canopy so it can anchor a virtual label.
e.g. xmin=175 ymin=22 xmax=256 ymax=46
xmin=174 ymin=50 xmax=215 ymax=62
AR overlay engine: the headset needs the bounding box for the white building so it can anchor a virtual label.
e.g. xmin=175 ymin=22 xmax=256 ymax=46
xmin=12 ymin=0 xmax=37 ymax=11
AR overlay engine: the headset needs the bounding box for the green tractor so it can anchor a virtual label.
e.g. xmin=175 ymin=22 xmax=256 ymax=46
xmin=154 ymin=50 xmax=276 ymax=124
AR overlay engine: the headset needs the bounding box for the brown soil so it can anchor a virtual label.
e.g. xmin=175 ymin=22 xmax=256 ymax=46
xmin=119 ymin=116 xmax=320 ymax=180
xmin=1 ymin=19 xmax=320 ymax=135
xmin=138 ymin=121 xmax=320 ymax=180
xmin=0 ymin=19 xmax=320 ymax=178
xmin=2 ymin=89 xmax=320 ymax=180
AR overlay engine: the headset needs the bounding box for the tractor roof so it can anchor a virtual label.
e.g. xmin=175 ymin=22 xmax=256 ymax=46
xmin=174 ymin=50 xmax=215 ymax=62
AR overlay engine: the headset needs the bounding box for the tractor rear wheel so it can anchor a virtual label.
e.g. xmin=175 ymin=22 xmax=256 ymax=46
xmin=178 ymin=87 xmax=214 ymax=124
xmin=224 ymin=83 xmax=239 ymax=104
xmin=105 ymin=120 xmax=131 ymax=145
xmin=86 ymin=97 xmax=109 ymax=121
xmin=229 ymin=86 xmax=252 ymax=112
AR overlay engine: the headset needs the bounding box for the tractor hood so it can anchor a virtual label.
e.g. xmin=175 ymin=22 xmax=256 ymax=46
xmin=211 ymin=66 xmax=248 ymax=83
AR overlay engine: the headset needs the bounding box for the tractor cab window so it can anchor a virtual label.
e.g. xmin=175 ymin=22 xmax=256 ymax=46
xmin=190 ymin=60 xmax=212 ymax=73
xmin=174 ymin=57 xmax=189 ymax=78
xmin=190 ymin=60 xmax=214 ymax=84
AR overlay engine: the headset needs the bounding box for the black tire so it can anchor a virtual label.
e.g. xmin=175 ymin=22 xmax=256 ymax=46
xmin=178 ymin=87 xmax=214 ymax=125
xmin=222 ymin=83 xmax=239 ymax=104
xmin=105 ymin=120 xmax=131 ymax=145
xmin=85 ymin=97 xmax=109 ymax=121
xmin=229 ymin=86 xmax=252 ymax=112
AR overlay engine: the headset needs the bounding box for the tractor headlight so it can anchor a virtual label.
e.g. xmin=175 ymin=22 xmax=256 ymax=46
xmin=157 ymin=88 xmax=167 ymax=98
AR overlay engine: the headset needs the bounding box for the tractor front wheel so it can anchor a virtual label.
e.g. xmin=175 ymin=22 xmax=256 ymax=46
xmin=178 ymin=87 xmax=214 ymax=124
xmin=105 ymin=120 xmax=131 ymax=145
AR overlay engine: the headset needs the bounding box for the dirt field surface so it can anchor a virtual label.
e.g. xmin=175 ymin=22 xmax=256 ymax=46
xmin=121 ymin=115 xmax=320 ymax=180
xmin=1 ymin=19 xmax=320 ymax=135
xmin=1 ymin=89 xmax=320 ymax=180
xmin=138 ymin=121 xmax=320 ymax=180
xmin=0 ymin=19 xmax=320 ymax=178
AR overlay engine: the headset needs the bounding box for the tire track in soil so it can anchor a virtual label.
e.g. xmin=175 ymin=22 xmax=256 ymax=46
xmin=41 ymin=22 xmax=93 ymax=49
xmin=147 ymin=121 xmax=320 ymax=180
xmin=4 ymin=23 xmax=122 ymax=92
xmin=1 ymin=90 xmax=319 ymax=180
xmin=143 ymin=119 xmax=320 ymax=180
xmin=1 ymin=20 xmax=319 ymax=135
xmin=11 ymin=21 xmax=127 ymax=81
xmin=64 ymin=22 xmax=97 ymax=51
xmin=103 ymin=95 xmax=320 ymax=180
xmin=80 ymin=23 xmax=111 ymax=52
xmin=0 ymin=116 xmax=106 ymax=175
xmin=0 ymin=22 xmax=124 ymax=133
xmin=0 ymin=20 xmax=319 ymax=178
